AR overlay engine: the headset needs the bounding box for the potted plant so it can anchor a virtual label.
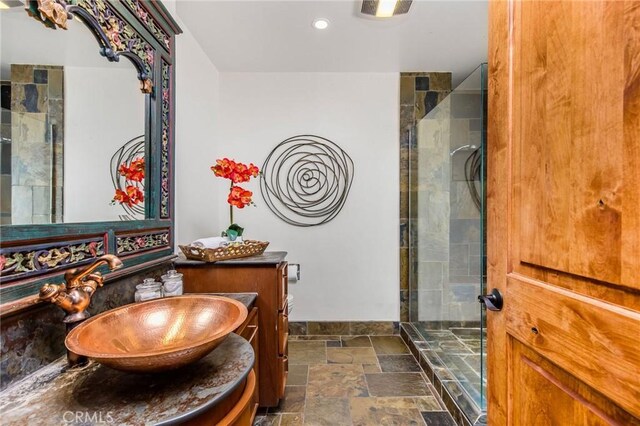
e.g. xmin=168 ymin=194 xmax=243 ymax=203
xmin=211 ymin=158 xmax=259 ymax=241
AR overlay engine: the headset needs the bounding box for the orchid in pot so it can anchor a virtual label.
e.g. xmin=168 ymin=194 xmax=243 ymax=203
xmin=211 ymin=158 xmax=259 ymax=241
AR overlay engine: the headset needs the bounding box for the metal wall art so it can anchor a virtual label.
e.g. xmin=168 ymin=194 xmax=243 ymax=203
xmin=260 ymin=135 xmax=354 ymax=227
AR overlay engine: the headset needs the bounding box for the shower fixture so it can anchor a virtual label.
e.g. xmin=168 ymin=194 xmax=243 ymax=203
xmin=465 ymin=147 xmax=482 ymax=212
xmin=450 ymin=144 xmax=477 ymax=156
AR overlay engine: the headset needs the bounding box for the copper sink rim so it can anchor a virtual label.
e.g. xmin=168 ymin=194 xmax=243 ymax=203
xmin=65 ymin=295 xmax=248 ymax=359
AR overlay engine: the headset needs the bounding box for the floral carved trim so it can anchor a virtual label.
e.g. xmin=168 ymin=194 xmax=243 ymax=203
xmin=116 ymin=230 xmax=170 ymax=255
xmin=0 ymin=238 xmax=105 ymax=283
xmin=160 ymin=60 xmax=171 ymax=218
xmin=77 ymin=0 xmax=155 ymax=93
xmin=121 ymin=0 xmax=170 ymax=51
xmin=25 ymin=0 xmax=70 ymax=29
xmin=26 ymin=0 xmax=155 ymax=94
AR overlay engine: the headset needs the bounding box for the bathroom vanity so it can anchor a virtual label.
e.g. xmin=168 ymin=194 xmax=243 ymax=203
xmin=0 ymin=334 xmax=256 ymax=425
xmin=0 ymin=294 xmax=259 ymax=425
xmin=176 ymin=252 xmax=289 ymax=407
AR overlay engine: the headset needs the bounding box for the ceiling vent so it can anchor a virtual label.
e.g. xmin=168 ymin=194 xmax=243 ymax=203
xmin=361 ymin=0 xmax=413 ymax=18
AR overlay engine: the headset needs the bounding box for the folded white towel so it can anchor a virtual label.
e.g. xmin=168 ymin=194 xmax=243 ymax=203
xmin=192 ymin=237 xmax=227 ymax=249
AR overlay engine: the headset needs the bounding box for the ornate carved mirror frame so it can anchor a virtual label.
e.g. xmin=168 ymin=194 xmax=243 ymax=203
xmin=0 ymin=0 xmax=181 ymax=315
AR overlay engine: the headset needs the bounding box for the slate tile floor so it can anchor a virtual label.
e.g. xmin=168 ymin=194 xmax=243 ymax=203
xmin=254 ymin=336 xmax=457 ymax=426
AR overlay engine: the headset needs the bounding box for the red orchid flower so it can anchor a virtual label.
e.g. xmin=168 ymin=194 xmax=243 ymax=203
xmin=112 ymin=185 xmax=144 ymax=207
xmin=126 ymin=185 xmax=144 ymax=205
xmin=211 ymin=158 xmax=236 ymax=179
xmin=228 ymin=186 xmax=253 ymax=209
xmin=113 ymin=188 xmax=131 ymax=206
xmin=118 ymin=157 xmax=145 ymax=182
xmin=211 ymin=158 xmax=260 ymax=184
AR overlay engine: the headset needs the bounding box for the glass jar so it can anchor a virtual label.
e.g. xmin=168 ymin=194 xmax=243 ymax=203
xmin=135 ymin=278 xmax=163 ymax=302
xmin=161 ymin=269 xmax=183 ymax=297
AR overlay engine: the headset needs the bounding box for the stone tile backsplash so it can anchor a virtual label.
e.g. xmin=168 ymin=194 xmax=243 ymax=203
xmin=0 ymin=263 xmax=172 ymax=390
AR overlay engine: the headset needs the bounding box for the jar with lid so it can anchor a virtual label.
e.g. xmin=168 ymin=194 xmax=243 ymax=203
xmin=135 ymin=278 xmax=164 ymax=302
xmin=161 ymin=269 xmax=183 ymax=297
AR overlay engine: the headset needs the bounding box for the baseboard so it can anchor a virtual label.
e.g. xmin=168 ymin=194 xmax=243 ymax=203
xmin=288 ymin=321 xmax=400 ymax=336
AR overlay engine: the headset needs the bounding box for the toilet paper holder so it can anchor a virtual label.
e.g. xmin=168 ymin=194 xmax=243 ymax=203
xmin=288 ymin=263 xmax=301 ymax=282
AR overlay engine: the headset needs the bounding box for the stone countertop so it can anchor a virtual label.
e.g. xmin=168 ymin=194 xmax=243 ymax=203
xmin=210 ymin=292 xmax=257 ymax=310
xmin=0 ymin=333 xmax=254 ymax=425
xmin=175 ymin=251 xmax=288 ymax=266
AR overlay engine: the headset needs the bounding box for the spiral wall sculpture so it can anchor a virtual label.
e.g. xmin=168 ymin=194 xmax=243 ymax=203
xmin=260 ymin=135 xmax=355 ymax=227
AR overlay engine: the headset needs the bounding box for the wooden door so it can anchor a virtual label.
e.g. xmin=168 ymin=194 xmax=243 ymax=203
xmin=487 ymin=1 xmax=640 ymax=424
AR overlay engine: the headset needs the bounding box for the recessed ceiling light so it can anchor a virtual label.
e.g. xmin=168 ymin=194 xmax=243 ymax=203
xmin=312 ymin=18 xmax=330 ymax=30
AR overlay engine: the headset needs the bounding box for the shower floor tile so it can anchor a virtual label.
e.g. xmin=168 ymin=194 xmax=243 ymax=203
xmin=409 ymin=322 xmax=487 ymax=423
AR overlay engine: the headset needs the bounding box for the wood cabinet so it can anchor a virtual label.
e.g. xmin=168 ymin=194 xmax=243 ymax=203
xmin=183 ymin=370 xmax=257 ymax=426
xmin=177 ymin=255 xmax=289 ymax=407
xmin=236 ymin=307 xmax=259 ymax=408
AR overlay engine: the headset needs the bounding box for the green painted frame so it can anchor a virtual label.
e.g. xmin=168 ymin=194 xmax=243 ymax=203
xmin=0 ymin=0 xmax=182 ymax=315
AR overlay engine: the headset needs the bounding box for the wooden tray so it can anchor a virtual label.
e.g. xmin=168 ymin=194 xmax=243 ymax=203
xmin=179 ymin=240 xmax=269 ymax=262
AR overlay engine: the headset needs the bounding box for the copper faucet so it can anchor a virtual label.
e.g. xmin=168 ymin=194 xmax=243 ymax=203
xmin=39 ymin=254 xmax=123 ymax=366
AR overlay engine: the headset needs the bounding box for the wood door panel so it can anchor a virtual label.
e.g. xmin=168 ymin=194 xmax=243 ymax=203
xmin=515 ymin=263 xmax=640 ymax=312
xmin=622 ymin=2 xmax=640 ymax=286
xmin=486 ymin=0 xmax=510 ymax=423
xmin=514 ymin=0 xmax=639 ymax=288
xmin=511 ymin=339 xmax=640 ymax=426
xmin=506 ymin=276 xmax=640 ymax=417
xmin=516 ymin=0 xmax=573 ymax=275
xmin=489 ymin=0 xmax=640 ymax=423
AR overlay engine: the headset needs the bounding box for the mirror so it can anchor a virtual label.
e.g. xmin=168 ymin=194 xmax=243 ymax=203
xmin=0 ymin=6 xmax=146 ymax=225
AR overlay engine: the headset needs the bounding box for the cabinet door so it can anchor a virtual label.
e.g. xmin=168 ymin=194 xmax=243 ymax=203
xmin=277 ymin=263 xmax=288 ymax=310
xmin=237 ymin=307 xmax=259 ymax=407
xmin=177 ymin=261 xmax=289 ymax=407
xmin=278 ymin=303 xmax=289 ymax=357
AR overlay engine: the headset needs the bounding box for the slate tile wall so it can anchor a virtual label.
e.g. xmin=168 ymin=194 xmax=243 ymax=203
xmin=399 ymin=73 xmax=451 ymax=322
xmin=9 ymin=64 xmax=64 ymax=225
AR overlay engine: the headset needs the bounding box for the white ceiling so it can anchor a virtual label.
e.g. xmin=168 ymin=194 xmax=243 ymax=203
xmin=176 ymin=0 xmax=488 ymax=85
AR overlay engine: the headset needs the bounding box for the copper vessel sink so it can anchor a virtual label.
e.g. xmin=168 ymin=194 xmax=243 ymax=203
xmin=65 ymin=295 xmax=248 ymax=373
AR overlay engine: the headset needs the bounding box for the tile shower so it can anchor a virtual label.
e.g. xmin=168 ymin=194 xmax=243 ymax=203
xmin=405 ymin=65 xmax=488 ymax=426
xmin=0 ymin=64 xmax=64 ymax=225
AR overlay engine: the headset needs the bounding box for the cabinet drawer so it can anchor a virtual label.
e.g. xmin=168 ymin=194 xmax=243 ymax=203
xmin=278 ymin=356 xmax=288 ymax=398
xmin=236 ymin=307 xmax=258 ymax=343
xmin=278 ymin=263 xmax=288 ymax=310
xmin=278 ymin=307 xmax=288 ymax=356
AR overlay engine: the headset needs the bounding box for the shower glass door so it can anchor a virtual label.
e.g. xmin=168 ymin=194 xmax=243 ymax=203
xmin=409 ymin=64 xmax=488 ymax=418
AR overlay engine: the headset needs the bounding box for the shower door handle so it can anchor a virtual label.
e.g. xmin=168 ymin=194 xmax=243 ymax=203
xmin=478 ymin=288 xmax=503 ymax=311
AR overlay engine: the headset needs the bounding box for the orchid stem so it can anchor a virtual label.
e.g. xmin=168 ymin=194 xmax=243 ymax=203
xmin=229 ymin=182 xmax=234 ymax=226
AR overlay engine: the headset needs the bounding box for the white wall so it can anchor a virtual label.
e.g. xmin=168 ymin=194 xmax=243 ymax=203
xmin=215 ymin=73 xmax=399 ymax=321
xmin=65 ymin=66 xmax=145 ymax=222
xmin=163 ymin=1 xmax=400 ymax=321
xmin=165 ymin=2 xmax=222 ymax=246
